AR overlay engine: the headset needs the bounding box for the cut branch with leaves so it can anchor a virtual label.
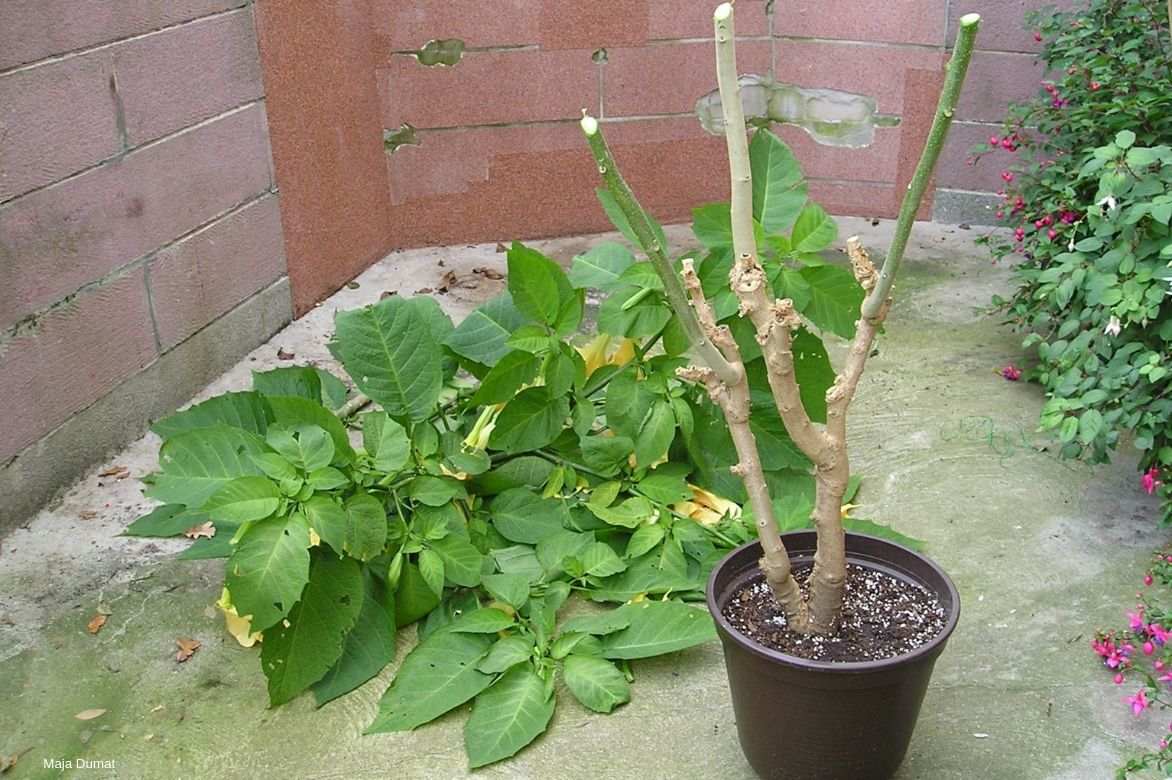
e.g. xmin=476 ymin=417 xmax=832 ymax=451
xmin=581 ymin=3 xmax=980 ymax=634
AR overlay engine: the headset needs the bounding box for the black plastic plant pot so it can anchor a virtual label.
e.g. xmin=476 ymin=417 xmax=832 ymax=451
xmin=706 ymin=531 xmax=960 ymax=780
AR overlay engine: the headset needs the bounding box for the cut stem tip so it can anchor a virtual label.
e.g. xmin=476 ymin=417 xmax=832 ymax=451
xmin=959 ymin=13 xmax=981 ymax=26
xmin=580 ymin=114 xmax=598 ymax=136
xmin=714 ymin=3 xmax=733 ymax=21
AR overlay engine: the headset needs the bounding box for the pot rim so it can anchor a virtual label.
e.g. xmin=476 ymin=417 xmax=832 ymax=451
xmin=706 ymin=531 xmax=961 ymax=674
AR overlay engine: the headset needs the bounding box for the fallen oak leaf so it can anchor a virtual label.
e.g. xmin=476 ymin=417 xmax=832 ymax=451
xmin=182 ymin=522 xmax=215 ymax=540
xmin=97 ymin=464 xmax=130 ymax=480
xmin=276 ymin=347 xmax=295 ymax=360
xmin=86 ymin=614 xmax=107 ymax=634
xmin=473 ymin=266 xmax=504 ymax=280
xmin=175 ymin=638 xmax=201 ymax=663
xmin=78 ymin=510 xmax=98 ymax=521
xmin=74 ymin=709 xmax=107 ymax=721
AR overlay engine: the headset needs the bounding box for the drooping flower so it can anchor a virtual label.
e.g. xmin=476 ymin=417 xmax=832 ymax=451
xmin=1130 ymin=610 xmax=1147 ymax=632
xmin=1104 ymin=316 xmax=1122 ymax=337
xmin=1128 ymin=689 xmax=1150 ymax=716
xmin=1097 ymin=195 xmax=1118 ymax=212
xmin=1143 ymin=468 xmax=1163 ymax=496
xmin=216 ymin=588 xmax=263 ymax=648
xmin=673 ymin=484 xmax=743 ymax=527
xmin=1001 ymin=365 xmax=1022 ymax=381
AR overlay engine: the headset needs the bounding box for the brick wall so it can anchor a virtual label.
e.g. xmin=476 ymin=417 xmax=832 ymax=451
xmin=0 ymin=2 xmax=292 ymax=528
xmin=376 ymin=0 xmax=1069 ymax=244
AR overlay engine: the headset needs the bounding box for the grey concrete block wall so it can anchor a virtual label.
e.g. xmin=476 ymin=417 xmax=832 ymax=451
xmin=0 ymin=3 xmax=292 ymax=532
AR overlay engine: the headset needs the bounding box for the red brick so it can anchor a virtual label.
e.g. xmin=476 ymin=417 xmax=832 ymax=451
xmin=371 ymin=0 xmax=540 ymax=52
xmin=605 ymin=39 xmax=771 ymax=117
xmin=256 ymin=0 xmax=394 ymax=315
xmin=774 ymin=40 xmax=944 ymax=114
xmin=775 ymin=1 xmax=944 ymax=46
xmin=807 ymin=179 xmax=902 ymax=220
xmin=954 ymin=50 xmax=1043 ymax=122
xmin=947 ymin=0 xmax=1080 ymax=53
xmin=382 ymin=48 xmax=598 ymax=129
xmin=896 ymin=68 xmax=948 ymax=221
xmin=937 ymin=122 xmax=1012 ymax=192
xmin=0 ymin=0 xmax=245 ymax=70
xmin=149 ymin=194 xmax=286 ymax=349
xmin=0 ymin=51 xmax=120 ymax=202
xmin=648 ymin=0 xmax=768 ymax=40
xmin=539 ymin=0 xmax=648 ymax=50
xmin=114 ymin=8 xmax=264 ymax=145
xmin=0 ymin=267 xmax=157 ymax=461
xmin=773 ymin=124 xmax=902 ymax=185
xmin=0 ymin=103 xmax=273 ymax=329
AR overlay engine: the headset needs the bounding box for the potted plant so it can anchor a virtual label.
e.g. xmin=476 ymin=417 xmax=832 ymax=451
xmin=579 ymin=4 xmax=981 ymax=778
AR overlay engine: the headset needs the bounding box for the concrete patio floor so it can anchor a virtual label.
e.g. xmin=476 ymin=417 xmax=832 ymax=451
xmin=1 ymin=218 xmax=1166 ymax=779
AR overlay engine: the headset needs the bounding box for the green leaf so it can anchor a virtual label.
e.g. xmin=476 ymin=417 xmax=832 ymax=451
xmin=464 ymin=666 xmax=555 ymax=769
xmin=536 ymin=529 xmax=595 ymax=575
xmin=313 ymin=573 xmax=396 ymax=706
xmin=798 ymin=265 xmax=865 ymax=340
xmin=203 ymin=477 xmax=281 ymax=524
xmin=418 ymin=548 xmax=446 ymax=597
xmin=596 ymin=188 xmax=668 ymax=253
xmin=267 ymin=396 xmax=356 ymax=464
xmin=490 ymin=488 xmax=570 ymax=544
xmin=471 ymin=350 xmax=542 ymax=405
xmin=175 ymin=520 xmax=239 ymax=559
xmin=429 ymin=534 xmax=484 ymax=587
xmin=507 ymin=243 xmax=570 ymax=326
xmin=505 ymin=324 xmax=551 ymax=353
xmin=563 ymin=654 xmax=630 ymax=713
xmin=841 ymin=517 xmax=925 ymax=550
xmin=286 ymin=425 xmax=335 ymax=472
xmin=344 ymin=494 xmax=387 ymax=561
xmin=790 ymin=202 xmax=838 ymax=254
xmin=581 ymin=434 xmax=634 ymax=477
xmin=569 ymin=242 xmax=635 ymax=291
xmin=408 ymin=476 xmax=468 ymax=507
xmin=225 ymin=514 xmax=311 ymax=631
xmin=450 ymin=607 xmax=517 ymax=633
xmin=543 ymin=348 xmax=579 ymax=398
xmin=489 ymin=545 xmax=545 ymax=582
xmin=395 ymin=561 xmax=441 ymax=627
xmin=362 ymin=413 xmax=410 ymax=473
xmin=472 ymin=456 xmax=556 ymax=495
xmin=123 ymin=504 xmax=205 ymax=537
xmin=444 ymin=293 xmax=530 ymax=367
xmin=367 ymin=630 xmax=493 ymax=732
xmin=636 ymin=468 xmax=690 ymax=505
xmin=151 ymin=392 xmax=272 ymax=439
xmin=261 ymin=551 xmax=364 ymax=706
xmin=490 ymin=387 xmax=570 ymax=454
xmin=586 ymin=496 xmax=654 ymax=529
xmin=252 ymin=367 xmax=322 ymax=404
xmin=560 ymin=609 xmax=633 ymax=636
xmin=625 ymin=524 xmax=666 ymax=558
xmin=1116 ymin=129 xmax=1136 ymax=149
xmin=482 ymin=573 xmax=531 ymax=609
xmin=303 ymin=496 xmax=347 ymax=554
xmin=1059 ymin=415 xmax=1079 ymax=443
xmin=750 ymin=129 xmax=808 ymax=234
xmin=692 ymin=203 xmax=734 ymax=249
xmin=579 ymin=542 xmax=627 ymax=577
xmin=315 ymin=368 xmax=351 ymax=410
xmin=1078 ymin=408 xmax=1105 ymax=445
xmin=146 ymin=426 xmax=269 ymax=507
xmin=478 ymin=635 xmax=536 ymax=674
xmin=597 ymin=286 xmax=672 ymax=338
xmin=330 ymin=296 xmax=442 ymax=422
xmin=635 ymin=400 xmax=675 ymax=467
xmin=599 ymin=600 xmax=716 ymax=659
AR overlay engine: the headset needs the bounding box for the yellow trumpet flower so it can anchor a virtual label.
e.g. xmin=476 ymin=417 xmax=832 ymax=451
xmin=576 ymin=334 xmax=637 ymax=376
xmin=463 ymin=403 xmax=503 ymax=451
xmin=672 ymin=484 xmax=743 ymax=527
xmin=216 ymin=587 xmax=262 ymax=647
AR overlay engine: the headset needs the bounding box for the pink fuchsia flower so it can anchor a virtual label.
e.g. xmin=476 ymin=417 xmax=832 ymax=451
xmin=1001 ymin=365 xmax=1022 ymax=381
xmin=1014 ymin=227 xmax=1026 ymax=242
xmin=1152 ymin=624 xmax=1171 ymax=645
xmin=1034 ymin=32 xmax=1043 ymax=42
xmin=989 ymin=135 xmax=1001 ymax=146
xmin=1146 ymin=574 xmax=1155 ymax=586
xmin=1115 ymin=673 xmax=1125 ymax=684
xmin=1157 ymin=660 xmax=1166 ymax=671
xmin=1145 ymin=641 xmax=1156 ymax=656
xmin=1091 ymin=81 xmax=1101 ymax=91
xmin=1143 ymin=468 xmax=1162 ymax=495
xmin=1047 ymin=229 xmax=1058 ymax=241
xmin=1161 ymin=672 xmax=1172 ymax=685
xmin=1060 ymin=210 xmax=1079 ymax=224
xmin=1130 ymin=611 xmax=1147 ymax=632
xmin=1129 ymin=689 xmax=1150 ymax=715
xmin=996 ymin=210 xmax=1005 ymax=219
xmin=1001 ymin=171 xmax=1015 ymax=183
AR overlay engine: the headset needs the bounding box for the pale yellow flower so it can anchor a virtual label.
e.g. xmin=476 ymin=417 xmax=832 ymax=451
xmin=672 ymin=484 xmax=742 ymax=527
xmin=216 ymin=588 xmax=262 ymax=647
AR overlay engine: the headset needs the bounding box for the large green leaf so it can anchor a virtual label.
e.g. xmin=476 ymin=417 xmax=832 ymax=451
xmin=798 ymin=265 xmax=865 ymax=340
xmin=444 ymin=293 xmax=529 ymax=367
xmin=581 ymin=434 xmax=634 ymax=477
xmin=634 ymin=399 xmax=675 ymax=467
xmin=123 ymin=504 xmax=205 ymax=537
xmin=266 ymin=396 xmax=356 ymax=464
xmin=749 ymin=129 xmax=808 ymax=234
xmin=146 ymin=426 xmax=269 ymax=508
xmin=563 ymin=654 xmax=630 ymax=713
xmin=151 ymin=392 xmax=272 ymax=439
xmin=330 ymin=296 xmax=442 ymax=422
xmin=471 ymin=456 xmax=555 ymax=495
xmin=395 ymin=560 xmax=442 ymax=627
xmin=313 ymin=573 xmax=397 ymax=706
xmin=692 ymin=203 xmax=734 ymax=249
xmin=225 ymin=514 xmax=311 ymax=631
xmin=261 ymin=552 xmax=364 ymax=706
xmin=367 ymin=630 xmax=494 ymax=732
xmin=585 ymin=496 xmax=654 ymax=529
xmin=568 ymin=242 xmax=635 ymax=291
xmin=464 ymin=666 xmax=555 ymax=769
xmin=471 ymin=350 xmax=542 ymax=406
xmin=490 ymin=387 xmax=570 ymax=454
xmin=481 ymin=573 xmax=531 ymax=610
xmin=588 ymin=544 xmax=698 ymax=603
xmin=429 ymin=533 xmax=484 ymax=587
xmin=597 ymin=286 xmax=672 ymax=339
xmin=507 ymin=243 xmax=562 ymax=325
xmin=203 ymin=476 xmax=281 ymax=525
xmin=490 ymin=488 xmax=570 ymax=544
xmin=361 ymin=412 xmax=410 ymax=473
xmin=303 ymin=496 xmax=348 ymax=554
xmin=478 ymin=635 xmax=536 ymax=674
xmin=599 ymin=600 xmax=716 ymax=659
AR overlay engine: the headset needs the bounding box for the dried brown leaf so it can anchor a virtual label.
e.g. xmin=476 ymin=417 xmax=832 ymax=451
xmin=473 ymin=266 xmax=504 ymax=280
xmin=98 ymin=464 xmax=130 ymax=480
xmin=182 ymin=522 xmax=215 ymax=540
xmin=78 ymin=510 xmax=98 ymax=521
xmin=175 ymin=638 xmax=201 ymax=663
xmin=86 ymin=614 xmax=107 ymax=634
xmin=277 ymin=347 xmax=295 ymax=360
xmin=74 ymin=709 xmax=107 ymax=721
